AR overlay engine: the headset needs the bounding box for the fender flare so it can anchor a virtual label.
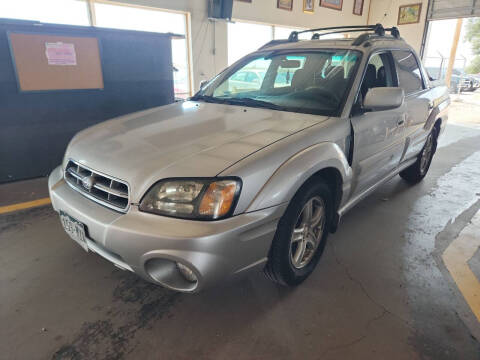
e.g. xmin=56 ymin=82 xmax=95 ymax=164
xmin=247 ymin=142 xmax=352 ymax=212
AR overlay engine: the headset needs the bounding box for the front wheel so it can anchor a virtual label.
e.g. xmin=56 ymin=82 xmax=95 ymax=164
xmin=400 ymin=127 xmax=437 ymax=184
xmin=264 ymin=179 xmax=333 ymax=286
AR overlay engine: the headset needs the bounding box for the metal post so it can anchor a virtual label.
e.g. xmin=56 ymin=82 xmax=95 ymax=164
xmin=445 ymin=18 xmax=463 ymax=88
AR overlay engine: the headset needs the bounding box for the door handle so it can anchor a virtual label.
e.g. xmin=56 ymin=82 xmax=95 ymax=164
xmin=397 ymin=119 xmax=405 ymax=126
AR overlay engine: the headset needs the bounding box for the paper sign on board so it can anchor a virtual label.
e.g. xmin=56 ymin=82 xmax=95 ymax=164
xmin=45 ymin=42 xmax=77 ymax=66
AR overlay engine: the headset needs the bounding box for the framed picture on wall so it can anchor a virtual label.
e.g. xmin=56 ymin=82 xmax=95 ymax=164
xmin=278 ymin=0 xmax=293 ymax=11
xmin=397 ymin=3 xmax=422 ymax=25
xmin=319 ymin=0 xmax=342 ymax=11
xmin=303 ymin=0 xmax=314 ymax=13
xmin=353 ymin=0 xmax=363 ymax=15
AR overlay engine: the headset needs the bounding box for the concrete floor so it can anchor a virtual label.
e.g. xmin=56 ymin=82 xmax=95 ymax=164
xmin=2 ymin=121 xmax=480 ymax=359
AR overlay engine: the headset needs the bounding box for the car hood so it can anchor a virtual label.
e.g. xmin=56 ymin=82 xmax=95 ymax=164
xmin=66 ymin=101 xmax=328 ymax=202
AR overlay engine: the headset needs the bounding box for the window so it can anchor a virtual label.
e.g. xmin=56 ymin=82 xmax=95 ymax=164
xmin=228 ymin=22 xmax=273 ymax=65
xmin=392 ymin=51 xmax=424 ymax=94
xmin=360 ymin=53 xmax=395 ymax=100
xmin=274 ymin=26 xmax=342 ymax=41
xmin=0 ymin=0 xmax=90 ymax=26
xmin=228 ymin=21 xmax=347 ymax=66
xmin=202 ymin=50 xmax=361 ymax=116
xmin=0 ymin=1 xmax=192 ymax=99
xmin=274 ymin=26 xmax=311 ymax=40
xmin=94 ymin=2 xmax=191 ymax=99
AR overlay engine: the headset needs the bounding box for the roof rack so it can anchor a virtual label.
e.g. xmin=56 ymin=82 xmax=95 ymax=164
xmin=288 ymin=23 xmax=400 ymax=42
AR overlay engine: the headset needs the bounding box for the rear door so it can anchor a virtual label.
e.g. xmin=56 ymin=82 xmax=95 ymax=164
xmin=391 ymin=50 xmax=430 ymax=163
xmin=350 ymin=51 xmax=407 ymax=195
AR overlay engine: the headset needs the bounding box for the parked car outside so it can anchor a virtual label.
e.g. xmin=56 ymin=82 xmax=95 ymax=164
xmin=426 ymin=67 xmax=477 ymax=93
xmin=49 ymin=25 xmax=449 ymax=292
xmin=227 ymin=69 xmax=266 ymax=92
xmin=463 ymin=74 xmax=479 ymax=92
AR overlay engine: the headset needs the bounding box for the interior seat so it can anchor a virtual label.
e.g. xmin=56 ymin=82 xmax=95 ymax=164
xmin=291 ymin=69 xmax=312 ymax=91
xmin=361 ymin=64 xmax=377 ymax=99
xmin=376 ymin=66 xmax=387 ymax=87
xmin=326 ymin=67 xmax=346 ymax=96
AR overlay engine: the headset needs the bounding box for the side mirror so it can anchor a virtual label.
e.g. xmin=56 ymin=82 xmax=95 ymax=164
xmin=363 ymin=87 xmax=404 ymax=112
xmin=199 ymin=80 xmax=209 ymax=89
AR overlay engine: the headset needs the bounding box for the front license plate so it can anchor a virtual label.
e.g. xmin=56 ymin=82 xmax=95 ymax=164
xmin=60 ymin=211 xmax=88 ymax=252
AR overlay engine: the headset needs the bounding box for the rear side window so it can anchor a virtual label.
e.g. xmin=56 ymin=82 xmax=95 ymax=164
xmin=392 ymin=50 xmax=424 ymax=94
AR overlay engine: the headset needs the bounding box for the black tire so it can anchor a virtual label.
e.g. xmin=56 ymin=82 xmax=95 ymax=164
xmin=264 ymin=179 xmax=333 ymax=286
xmin=399 ymin=127 xmax=438 ymax=184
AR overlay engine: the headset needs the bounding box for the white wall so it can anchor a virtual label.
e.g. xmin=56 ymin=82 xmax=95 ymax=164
xmin=233 ymin=0 xmax=371 ymax=28
xmin=367 ymin=0 xmax=428 ymax=54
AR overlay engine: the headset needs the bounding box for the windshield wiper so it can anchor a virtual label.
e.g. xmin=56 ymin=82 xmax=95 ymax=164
xmin=190 ymin=94 xmax=226 ymax=103
xmin=191 ymin=95 xmax=285 ymax=111
xmin=220 ymin=97 xmax=285 ymax=110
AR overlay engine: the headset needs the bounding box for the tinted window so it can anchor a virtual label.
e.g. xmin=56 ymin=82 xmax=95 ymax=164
xmin=392 ymin=51 xmax=424 ymax=94
xmin=360 ymin=53 xmax=395 ymax=100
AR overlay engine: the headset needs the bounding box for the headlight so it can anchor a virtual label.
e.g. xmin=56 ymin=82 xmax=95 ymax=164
xmin=139 ymin=178 xmax=241 ymax=220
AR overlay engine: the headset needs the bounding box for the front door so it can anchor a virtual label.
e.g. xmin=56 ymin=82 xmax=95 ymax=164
xmin=350 ymin=52 xmax=407 ymax=196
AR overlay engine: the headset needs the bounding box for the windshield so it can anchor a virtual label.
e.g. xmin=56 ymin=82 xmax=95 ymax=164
xmin=194 ymin=50 xmax=361 ymax=116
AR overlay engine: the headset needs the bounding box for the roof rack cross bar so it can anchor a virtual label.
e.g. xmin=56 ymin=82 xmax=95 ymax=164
xmin=311 ymin=28 xmax=381 ymax=40
xmin=289 ymin=23 xmax=400 ymax=42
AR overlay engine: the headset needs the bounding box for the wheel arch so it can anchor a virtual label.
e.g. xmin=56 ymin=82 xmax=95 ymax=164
xmin=247 ymin=142 xmax=352 ymax=221
xmin=432 ymin=118 xmax=442 ymax=153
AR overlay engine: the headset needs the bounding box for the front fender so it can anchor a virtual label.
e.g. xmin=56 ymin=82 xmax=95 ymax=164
xmin=247 ymin=142 xmax=352 ymax=212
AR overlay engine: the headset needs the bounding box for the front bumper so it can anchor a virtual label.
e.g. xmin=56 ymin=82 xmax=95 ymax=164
xmin=48 ymin=166 xmax=285 ymax=292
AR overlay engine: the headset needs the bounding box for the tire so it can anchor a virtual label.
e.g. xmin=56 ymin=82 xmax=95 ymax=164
xmin=399 ymin=127 xmax=438 ymax=184
xmin=264 ymin=179 xmax=333 ymax=286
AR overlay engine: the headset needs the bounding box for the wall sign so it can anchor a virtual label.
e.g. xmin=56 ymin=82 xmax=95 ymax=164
xmin=9 ymin=32 xmax=103 ymax=91
xmin=320 ymin=0 xmax=342 ymax=11
xmin=45 ymin=42 xmax=77 ymax=66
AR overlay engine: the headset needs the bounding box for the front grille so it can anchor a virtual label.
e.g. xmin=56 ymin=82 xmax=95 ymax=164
xmin=64 ymin=160 xmax=130 ymax=212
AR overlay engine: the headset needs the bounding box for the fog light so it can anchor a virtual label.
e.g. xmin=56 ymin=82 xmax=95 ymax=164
xmin=176 ymin=262 xmax=197 ymax=283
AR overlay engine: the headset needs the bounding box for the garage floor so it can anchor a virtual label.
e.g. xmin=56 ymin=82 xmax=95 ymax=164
xmin=2 ymin=97 xmax=480 ymax=359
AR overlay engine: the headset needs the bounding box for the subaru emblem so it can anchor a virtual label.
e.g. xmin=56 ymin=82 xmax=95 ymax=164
xmin=82 ymin=176 xmax=95 ymax=191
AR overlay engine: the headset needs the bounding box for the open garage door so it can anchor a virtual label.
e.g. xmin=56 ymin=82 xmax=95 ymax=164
xmin=428 ymin=0 xmax=480 ymax=20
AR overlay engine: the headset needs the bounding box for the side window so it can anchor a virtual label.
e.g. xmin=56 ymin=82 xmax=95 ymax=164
xmin=360 ymin=53 xmax=395 ymax=100
xmin=392 ymin=50 xmax=424 ymax=94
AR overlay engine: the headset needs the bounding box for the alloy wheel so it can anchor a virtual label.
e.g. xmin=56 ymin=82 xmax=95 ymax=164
xmin=290 ymin=196 xmax=326 ymax=269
